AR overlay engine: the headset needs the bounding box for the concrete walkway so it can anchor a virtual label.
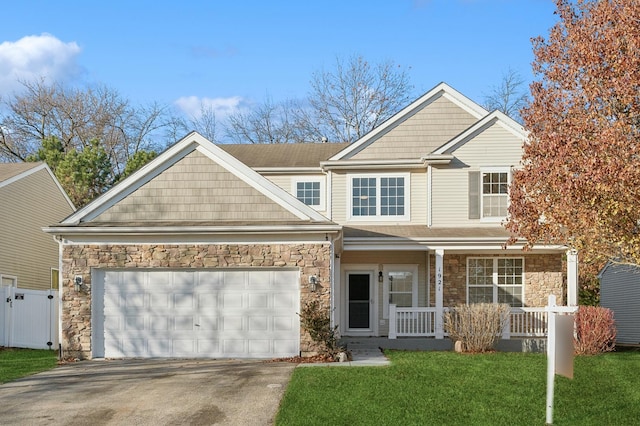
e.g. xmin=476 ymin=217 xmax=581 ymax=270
xmin=298 ymin=343 xmax=391 ymax=367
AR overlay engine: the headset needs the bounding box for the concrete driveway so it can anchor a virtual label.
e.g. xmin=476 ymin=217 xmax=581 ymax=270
xmin=0 ymin=359 xmax=296 ymax=425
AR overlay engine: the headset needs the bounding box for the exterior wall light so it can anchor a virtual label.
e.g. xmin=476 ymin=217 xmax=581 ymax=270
xmin=378 ymin=271 xmax=383 ymax=283
xmin=74 ymin=275 xmax=83 ymax=292
xmin=308 ymin=275 xmax=318 ymax=292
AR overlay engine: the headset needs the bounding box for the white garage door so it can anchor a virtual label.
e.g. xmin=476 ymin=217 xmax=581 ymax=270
xmin=92 ymin=269 xmax=300 ymax=359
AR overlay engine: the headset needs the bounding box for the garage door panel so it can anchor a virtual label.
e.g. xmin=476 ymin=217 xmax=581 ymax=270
xmin=274 ymin=316 xmax=296 ymax=332
xmin=148 ymin=339 xmax=171 ymax=356
xmin=274 ymin=292 xmax=297 ymax=309
xmin=222 ymin=271 xmax=246 ymax=288
xmin=197 ymin=293 xmax=218 ymax=307
xmin=274 ymin=339 xmax=298 ymax=354
xmin=222 ymin=316 xmax=244 ymax=331
xmin=222 ymin=293 xmax=243 ymax=308
xmin=223 ymin=339 xmax=246 ymax=354
xmin=248 ymin=316 xmax=269 ymax=331
xmin=197 ymin=315 xmax=218 ymax=330
xmin=150 ymin=316 xmax=169 ymax=331
xmin=96 ymin=269 xmax=300 ymax=358
xmin=248 ymin=293 xmax=269 ymax=308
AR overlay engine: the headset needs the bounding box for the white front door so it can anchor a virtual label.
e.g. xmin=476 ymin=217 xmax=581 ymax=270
xmin=346 ymin=271 xmax=375 ymax=335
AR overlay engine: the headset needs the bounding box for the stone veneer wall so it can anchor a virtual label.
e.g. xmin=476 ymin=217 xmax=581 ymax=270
xmin=429 ymin=253 xmax=564 ymax=307
xmin=61 ymin=243 xmax=332 ymax=359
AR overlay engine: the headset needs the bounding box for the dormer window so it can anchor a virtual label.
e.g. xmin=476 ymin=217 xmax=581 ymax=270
xmin=349 ymin=173 xmax=410 ymax=220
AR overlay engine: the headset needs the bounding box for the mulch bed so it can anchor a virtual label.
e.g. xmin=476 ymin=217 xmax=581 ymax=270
xmin=266 ymin=354 xmax=336 ymax=363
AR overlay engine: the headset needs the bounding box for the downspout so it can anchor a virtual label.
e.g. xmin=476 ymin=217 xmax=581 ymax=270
xmin=53 ymin=235 xmax=64 ymax=360
xmin=329 ymin=232 xmax=342 ymax=335
xmin=427 ymin=165 xmax=433 ymax=227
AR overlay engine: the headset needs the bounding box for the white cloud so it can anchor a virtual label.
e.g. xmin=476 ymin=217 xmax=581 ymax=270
xmin=174 ymin=95 xmax=248 ymax=121
xmin=0 ymin=33 xmax=82 ymax=94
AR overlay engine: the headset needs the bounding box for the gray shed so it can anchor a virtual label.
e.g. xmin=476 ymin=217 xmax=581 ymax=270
xmin=598 ymin=262 xmax=640 ymax=346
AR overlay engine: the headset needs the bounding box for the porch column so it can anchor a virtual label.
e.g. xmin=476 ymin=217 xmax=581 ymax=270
xmin=566 ymin=249 xmax=578 ymax=306
xmin=435 ymin=249 xmax=444 ymax=339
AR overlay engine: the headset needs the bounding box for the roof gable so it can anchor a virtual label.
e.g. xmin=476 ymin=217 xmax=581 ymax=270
xmin=330 ymin=82 xmax=489 ymax=161
xmin=62 ymin=132 xmax=331 ymax=226
xmin=432 ymin=110 xmax=526 ymax=155
xmin=0 ymin=162 xmax=75 ymax=209
xmin=0 ymin=162 xmax=45 ymax=186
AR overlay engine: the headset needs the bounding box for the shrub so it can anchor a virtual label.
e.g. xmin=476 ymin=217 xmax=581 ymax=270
xmin=298 ymin=300 xmax=342 ymax=359
xmin=574 ymin=305 xmax=616 ymax=355
xmin=444 ymin=303 xmax=511 ymax=353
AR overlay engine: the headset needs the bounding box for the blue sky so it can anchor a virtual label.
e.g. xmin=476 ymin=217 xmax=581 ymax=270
xmin=1 ymin=0 xmax=559 ymax=121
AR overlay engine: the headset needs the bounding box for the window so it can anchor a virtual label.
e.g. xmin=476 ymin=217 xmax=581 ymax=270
xmin=482 ymin=170 xmax=509 ymax=218
xmin=383 ymin=265 xmax=418 ymax=318
xmin=292 ymin=178 xmax=324 ymax=210
xmin=467 ymin=258 xmax=524 ymax=307
xmin=350 ymin=174 xmax=409 ymax=220
xmin=389 ymin=271 xmax=414 ymax=306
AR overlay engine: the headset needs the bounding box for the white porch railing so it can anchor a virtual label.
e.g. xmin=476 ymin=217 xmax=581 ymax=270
xmin=388 ymin=305 xmax=549 ymax=339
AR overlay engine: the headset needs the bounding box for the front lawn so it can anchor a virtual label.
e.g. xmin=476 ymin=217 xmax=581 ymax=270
xmin=276 ymin=350 xmax=640 ymax=425
xmin=0 ymin=348 xmax=58 ymax=384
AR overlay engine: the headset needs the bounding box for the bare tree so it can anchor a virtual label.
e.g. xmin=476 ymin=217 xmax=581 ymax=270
xmin=224 ymin=55 xmax=414 ymax=144
xmin=0 ymin=79 xmax=169 ymax=179
xmin=225 ymin=96 xmax=310 ymax=144
xmin=482 ymin=68 xmax=529 ymax=122
xmin=167 ymin=102 xmax=220 ymax=143
xmin=306 ymin=55 xmax=414 ymax=142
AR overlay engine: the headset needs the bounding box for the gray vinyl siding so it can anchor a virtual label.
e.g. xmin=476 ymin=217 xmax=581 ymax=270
xmin=0 ymin=168 xmax=74 ymax=290
xmin=95 ymin=150 xmax=300 ymax=222
xmin=600 ymin=264 xmax=640 ymax=345
xmin=349 ymin=96 xmax=478 ymax=160
xmin=431 ymin=123 xmax=523 ymax=227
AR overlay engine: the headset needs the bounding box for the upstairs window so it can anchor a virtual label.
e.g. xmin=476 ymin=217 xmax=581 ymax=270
xmin=293 ymin=178 xmax=325 ymax=210
xmin=468 ymin=168 xmax=510 ymax=220
xmin=482 ymin=171 xmax=509 ymax=218
xmin=350 ymin=174 xmax=409 ymax=220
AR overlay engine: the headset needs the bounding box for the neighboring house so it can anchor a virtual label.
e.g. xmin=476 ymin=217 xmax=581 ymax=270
xmin=0 ymin=162 xmax=75 ymax=348
xmin=599 ymin=262 xmax=640 ymax=346
xmin=45 ymin=83 xmax=578 ymax=359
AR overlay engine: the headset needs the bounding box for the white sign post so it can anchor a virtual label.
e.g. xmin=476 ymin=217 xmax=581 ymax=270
xmin=546 ymin=295 xmax=576 ymax=425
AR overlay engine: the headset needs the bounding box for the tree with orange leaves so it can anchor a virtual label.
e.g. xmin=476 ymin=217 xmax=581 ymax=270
xmin=506 ymin=0 xmax=640 ymax=289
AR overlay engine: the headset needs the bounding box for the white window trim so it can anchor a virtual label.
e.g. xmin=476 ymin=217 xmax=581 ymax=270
xmin=347 ymin=172 xmax=410 ymax=221
xmin=292 ymin=177 xmax=325 ymax=211
xmin=383 ymin=264 xmax=418 ymax=319
xmin=466 ymin=257 xmax=525 ymax=307
xmin=480 ymin=167 xmax=511 ymax=222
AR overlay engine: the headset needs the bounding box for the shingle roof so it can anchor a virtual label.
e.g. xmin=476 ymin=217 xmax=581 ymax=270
xmin=0 ymin=162 xmax=42 ymax=183
xmin=343 ymin=225 xmax=512 ymax=240
xmin=217 ymin=142 xmax=350 ymax=168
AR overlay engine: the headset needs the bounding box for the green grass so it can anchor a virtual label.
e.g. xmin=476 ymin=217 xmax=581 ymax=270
xmin=0 ymin=348 xmax=58 ymax=384
xmin=276 ymin=350 xmax=640 ymax=426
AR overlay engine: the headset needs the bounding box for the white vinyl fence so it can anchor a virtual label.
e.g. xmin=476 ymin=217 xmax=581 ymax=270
xmin=0 ymin=287 xmax=58 ymax=350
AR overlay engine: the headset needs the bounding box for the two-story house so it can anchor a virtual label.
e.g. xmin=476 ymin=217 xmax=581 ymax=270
xmin=45 ymin=83 xmax=576 ymax=359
